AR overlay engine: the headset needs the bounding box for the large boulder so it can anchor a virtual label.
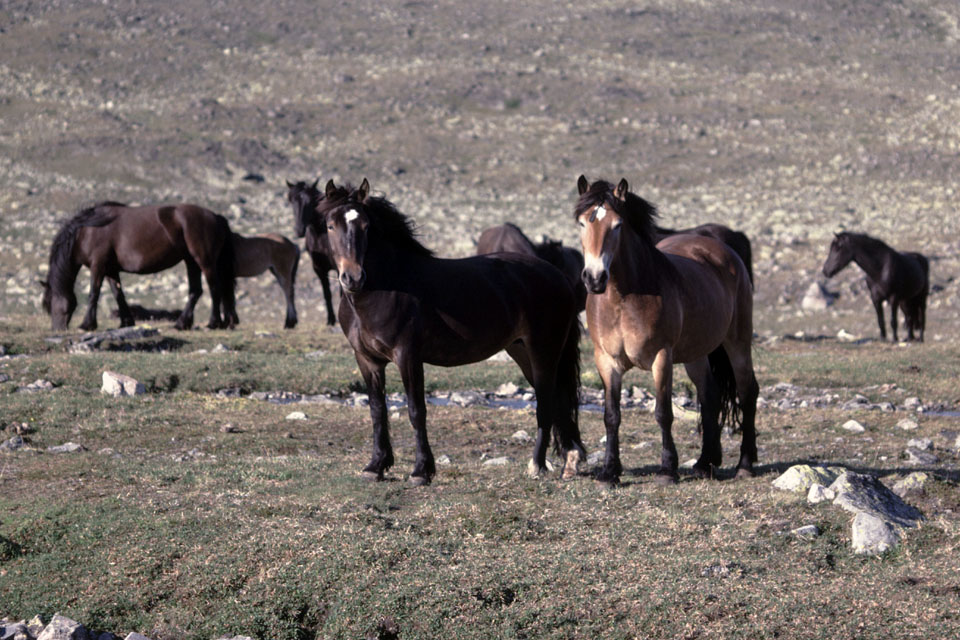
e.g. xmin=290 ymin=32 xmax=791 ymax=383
xmin=772 ymin=464 xmax=845 ymax=493
xmin=828 ymin=471 xmax=924 ymax=555
xmin=36 ymin=615 xmax=89 ymax=640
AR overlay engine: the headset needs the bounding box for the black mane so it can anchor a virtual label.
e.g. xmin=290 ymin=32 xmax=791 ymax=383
xmin=47 ymin=202 xmax=123 ymax=300
xmin=326 ymin=186 xmax=434 ymax=258
xmin=575 ymin=180 xmax=658 ymax=245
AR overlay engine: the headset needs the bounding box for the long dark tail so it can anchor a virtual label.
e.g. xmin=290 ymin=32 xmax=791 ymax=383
xmin=553 ymin=316 xmax=585 ymax=457
xmin=731 ymin=232 xmax=755 ymax=289
xmin=708 ymin=345 xmax=743 ymax=432
xmin=215 ymin=215 xmax=237 ymax=322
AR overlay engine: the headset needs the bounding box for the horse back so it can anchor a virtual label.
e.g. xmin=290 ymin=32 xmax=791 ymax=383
xmin=476 ymin=224 xmax=537 ymax=258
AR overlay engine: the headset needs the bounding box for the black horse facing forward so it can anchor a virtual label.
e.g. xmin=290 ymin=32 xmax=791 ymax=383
xmin=287 ymin=179 xmax=338 ymax=325
xmin=318 ymin=179 xmax=586 ymax=485
xmin=822 ymin=231 xmax=929 ymax=342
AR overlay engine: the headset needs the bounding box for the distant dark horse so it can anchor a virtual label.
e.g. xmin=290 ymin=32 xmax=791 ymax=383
xmin=231 ymin=232 xmax=301 ymax=329
xmin=319 ymin=179 xmax=585 ymax=485
xmin=476 ymin=223 xmax=587 ymax=311
xmin=42 ymin=202 xmax=236 ymax=331
xmin=287 ymin=179 xmax=337 ymax=325
xmin=655 ymin=223 xmax=754 ymax=287
xmin=575 ymin=176 xmax=758 ymax=485
xmin=822 ymin=231 xmax=929 ymax=342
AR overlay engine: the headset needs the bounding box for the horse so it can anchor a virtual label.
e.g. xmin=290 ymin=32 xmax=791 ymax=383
xmin=574 ymin=176 xmax=758 ymax=485
xmin=476 ymin=222 xmax=587 ymax=311
xmin=287 ymin=179 xmax=338 ymax=325
xmin=822 ymin=231 xmax=929 ymax=342
xmin=230 ymin=232 xmax=301 ymax=329
xmin=318 ymin=178 xmax=585 ymax=485
xmin=42 ymin=201 xmax=237 ymax=332
xmin=655 ymin=223 xmax=755 ymax=287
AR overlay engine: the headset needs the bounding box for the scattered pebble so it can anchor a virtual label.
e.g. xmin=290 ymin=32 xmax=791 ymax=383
xmin=285 ymin=411 xmax=307 ymax=421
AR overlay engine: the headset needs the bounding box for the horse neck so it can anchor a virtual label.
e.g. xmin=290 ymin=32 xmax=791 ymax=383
xmin=849 ymin=236 xmax=891 ymax=280
xmin=363 ymin=235 xmax=430 ymax=290
xmin=610 ymin=228 xmax=670 ymax=295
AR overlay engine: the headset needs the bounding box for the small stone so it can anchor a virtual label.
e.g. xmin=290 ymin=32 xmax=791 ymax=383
xmin=449 ymin=390 xmax=484 ymax=407
xmin=436 ymin=454 xmax=451 ymax=465
xmin=47 ymin=442 xmax=86 ymax=454
xmin=285 ymin=411 xmax=307 ymax=421
xmin=1 ymin=622 xmax=29 ymax=640
xmin=0 ymin=435 xmax=26 ymax=452
xmin=482 ymin=456 xmax=511 ymax=466
xmin=801 ymin=282 xmax=835 ymax=310
xmin=807 ymin=483 xmax=835 ymax=504
xmin=220 ymin=424 xmax=241 ymax=433
xmin=211 ymin=343 xmax=230 ymax=353
xmin=587 ymin=450 xmax=605 ymax=465
xmin=896 ymin=418 xmax=919 ymax=431
xmin=511 ymin=429 xmax=532 ymax=443
xmin=892 ymin=472 xmax=929 ymax=498
xmin=680 ymin=458 xmax=698 ymax=469
xmin=851 ymin=512 xmax=900 ymax=555
xmin=906 ymin=438 xmax=932 ymax=451
xmin=836 ymin=329 xmax=859 ymax=342
xmin=904 ymin=397 xmax=922 ymax=409
xmin=124 ymin=634 xmax=153 ymax=640
xmin=101 ymin=371 xmax=145 ymax=397
xmin=495 ymin=381 xmax=519 ymax=396
xmin=791 ymin=524 xmax=820 ymax=539
xmin=904 ymin=447 xmax=938 ymax=465
xmin=841 ymin=419 xmax=866 ymax=433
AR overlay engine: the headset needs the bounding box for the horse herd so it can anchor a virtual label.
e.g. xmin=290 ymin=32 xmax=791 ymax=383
xmin=40 ymin=177 xmax=931 ymax=485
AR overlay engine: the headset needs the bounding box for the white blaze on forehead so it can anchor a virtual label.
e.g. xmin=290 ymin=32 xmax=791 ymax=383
xmin=344 ymin=209 xmax=359 ymax=223
xmin=594 ymin=205 xmax=607 ymax=221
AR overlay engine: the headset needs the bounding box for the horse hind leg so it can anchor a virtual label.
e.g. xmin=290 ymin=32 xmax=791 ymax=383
xmin=107 ymin=275 xmax=134 ymax=327
xmin=177 ymin=260 xmax=202 ymax=330
xmin=506 ymin=341 xmax=552 ymax=478
xmin=723 ymin=342 xmax=759 ymax=478
xmin=79 ymin=263 xmax=107 ymax=331
xmin=684 ymin=357 xmax=721 ymax=479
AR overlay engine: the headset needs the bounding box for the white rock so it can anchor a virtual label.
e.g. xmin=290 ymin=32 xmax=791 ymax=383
xmin=680 ymin=458 xmax=698 ymax=469
xmin=101 ymin=371 xmax=145 ymax=397
xmin=285 ymin=411 xmax=307 ymax=420
xmin=511 ymin=429 xmax=532 ymax=443
xmin=791 ymin=524 xmax=820 ymax=539
xmin=436 ymin=454 xmax=451 ymax=465
xmin=801 ymin=282 xmax=835 ymax=310
xmin=47 ymin=442 xmax=85 ymax=454
xmin=772 ymin=464 xmax=845 ymax=493
xmin=36 ymin=614 xmax=87 ymax=640
xmin=896 ymin=418 xmax=919 ymax=431
xmin=482 ymin=456 xmax=511 ymax=466
xmin=851 ymin=512 xmax=900 ymax=555
xmin=807 ymin=483 xmax=835 ymax=504
xmin=906 ymin=438 xmax=933 ymax=451
xmin=904 ymin=397 xmax=922 ymax=409
xmin=496 ymin=381 xmax=519 ymax=396
xmin=841 ymin=419 xmax=866 ymax=433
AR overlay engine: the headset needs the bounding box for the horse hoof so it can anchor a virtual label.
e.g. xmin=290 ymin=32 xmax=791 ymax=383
xmin=692 ymin=463 xmax=717 ymax=480
xmin=408 ymin=474 xmax=430 ymax=487
xmin=735 ymin=467 xmax=755 ymax=480
xmin=361 ymin=470 xmax=382 ymax=482
xmin=655 ymin=472 xmax=678 ymax=486
xmin=562 ymin=450 xmax=581 ymax=480
xmin=527 ymin=459 xmax=544 ymax=479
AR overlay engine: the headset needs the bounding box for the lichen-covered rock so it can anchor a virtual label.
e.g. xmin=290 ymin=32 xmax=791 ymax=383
xmin=772 ymin=464 xmax=845 ymax=493
xmin=36 ymin=614 xmax=88 ymax=640
xmin=828 ymin=472 xmax=924 ymax=529
xmin=891 ymin=472 xmax=930 ymax=498
xmin=807 ymin=483 xmax=835 ymax=504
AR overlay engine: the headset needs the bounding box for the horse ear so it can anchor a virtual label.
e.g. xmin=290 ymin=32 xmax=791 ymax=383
xmin=614 ymin=178 xmax=629 ymax=201
xmin=38 ymin=279 xmax=48 ymax=289
xmin=285 ymin=179 xmax=294 ymax=188
xmin=311 ymin=178 xmax=319 ymax=190
xmin=325 ymin=179 xmax=337 ymax=197
xmin=358 ymin=178 xmax=370 ymax=202
xmin=577 ymin=175 xmax=589 ymax=195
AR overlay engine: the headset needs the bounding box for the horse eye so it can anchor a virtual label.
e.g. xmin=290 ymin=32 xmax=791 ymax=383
xmin=578 ymin=220 xmax=586 ymax=228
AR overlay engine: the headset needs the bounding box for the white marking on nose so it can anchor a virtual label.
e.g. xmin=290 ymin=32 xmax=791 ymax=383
xmin=344 ymin=209 xmax=359 ymax=223
xmin=595 ymin=205 xmax=607 ymax=221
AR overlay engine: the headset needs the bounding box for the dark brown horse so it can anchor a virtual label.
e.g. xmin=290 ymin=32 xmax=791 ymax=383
xmin=476 ymin=222 xmax=587 ymax=311
xmin=287 ymin=179 xmax=338 ymax=325
xmin=231 ymin=232 xmax=301 ymax=329
xmin=319 ymin=179 xmax=585 ymax=485
xmin=42 ymin=202 xmax=236 ymax=331
xmin=656 ymin=223 xmax=754 ymax=287
xmin=822 ymin=231 xmax=929 ymax=342
xmin=575 ymin=176 xmax=758 ymax=485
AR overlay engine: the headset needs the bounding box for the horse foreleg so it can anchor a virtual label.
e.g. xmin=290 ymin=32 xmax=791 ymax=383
xmin=202 ymin=266 xmax=225 ymax=329
xmin=318 ymin=267 xmax=337 ymax=326
xmin=652 ymin=348 xmax=678 ymax=484
xmin=725 ymin=344 xmax=759 ymax=478
xmin=870 ymin=295 xmax=887 ymax=341
xmin=107 ymin=276 xmax=134 ymax=327
xmin=270 ymin=264 xmax=298 ymax=330
xmin=79 ymin=265 xmax=105 ymax=331
xmin=398 ymin=354 xmax=434 ymax=485
xmin=593 ymin=352 xmax=623 ymax=485
xmin=684 ymin=357 xmax=721 ymax=478
xmin=358 ymin=355 xmax=393 ymax=481
xmin=177 ymin=261 xmax=202 ymax=330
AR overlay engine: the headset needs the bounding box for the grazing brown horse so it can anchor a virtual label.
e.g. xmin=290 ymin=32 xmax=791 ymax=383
xmin=656 ymin=223 xmax=755 ymax=287
xmin=476 ymin=222 xmax=587 ymax=311
xmin=574 ymin=176 xmax=758 ymax=485
xmin=822 ymin=231 xmax=929 ymax=342
xmin=287 ymin=179 xmax=338 ymax=325
xmin=42 ymin=201 xmax=236 ymax=331
xmin=319 ymin=179 xmax=585 ymax=485
xmin=230 ymin=232 xmax=301 ymax=329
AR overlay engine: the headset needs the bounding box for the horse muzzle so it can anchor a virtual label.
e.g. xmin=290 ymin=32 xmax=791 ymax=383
xmin=582 ymin=269 xmax=608 ymax=294
xmin=339 ymin=269 xmax=367 ymax=293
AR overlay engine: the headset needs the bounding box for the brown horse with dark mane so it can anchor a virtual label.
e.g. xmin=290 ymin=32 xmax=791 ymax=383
xmin=476 ymin=222 xmax=587 ymax=311
xmin=822 ymin=231 xmax=928 ymax=342
xmin=656 ymin=223 xmax=754 ymax=287
xmin=230 ymin=232 xmax=301 ymax=329
xmin=574 ymin=176 xmax=758 ymax=485
xmin=287 ymin=179 xmax=338 ymax=325
xmin=319 ymin=179 xmax=585 ymax=485
xmin=42 ymin=201 xmax=236 ymax=331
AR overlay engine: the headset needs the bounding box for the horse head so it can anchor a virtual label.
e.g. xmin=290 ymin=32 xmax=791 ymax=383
xmin=574 ymin=176 xmax=631 ymax=294
xmin=322 ymin=178 xmax=371 ymax=293
xmin=822 ymin=232 xmax=853 ymax=278
xmin=286 ymin=178 xmax=320 ymax=238
xmin=40 ymin=277 xmax=77 ymax=330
